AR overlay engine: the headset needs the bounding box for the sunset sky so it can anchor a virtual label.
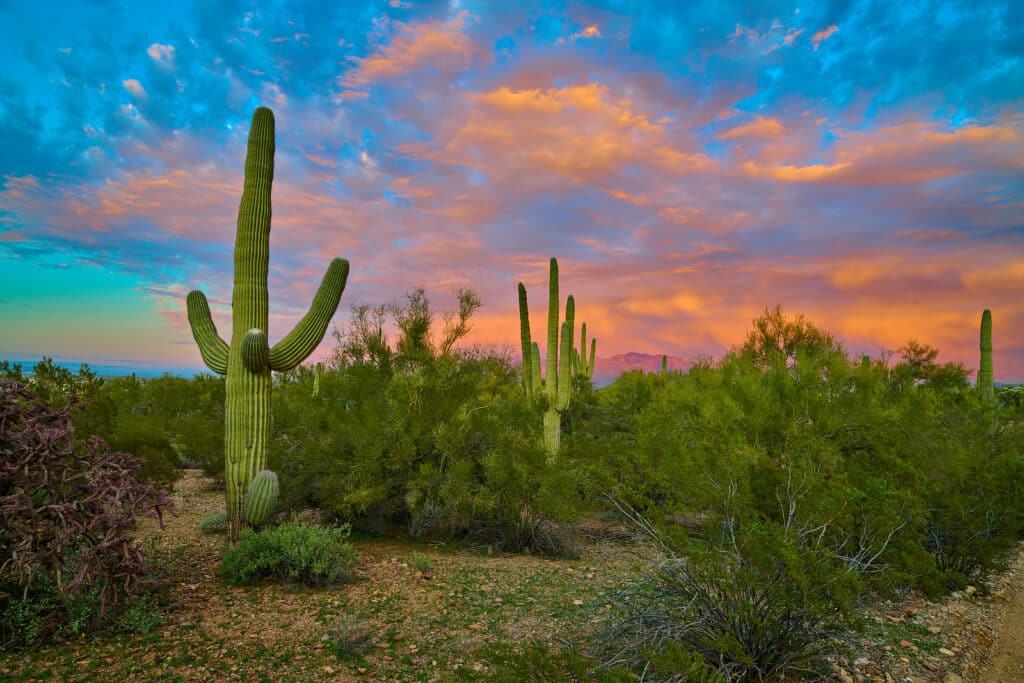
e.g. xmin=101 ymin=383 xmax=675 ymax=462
xmin=1 ymin=1 xmax=1022 ymax=380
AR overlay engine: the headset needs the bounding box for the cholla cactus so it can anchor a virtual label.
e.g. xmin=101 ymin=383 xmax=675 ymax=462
xmin=185 ymin=107 xmax=348 ymax=542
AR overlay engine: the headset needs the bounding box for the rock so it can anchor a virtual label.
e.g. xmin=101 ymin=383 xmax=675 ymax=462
xmin=854 ymin=657 xmax=870 ymax=667
xmin=942 ymin=675 xmax=963 ymax=683
xmin=927 ymin=626 xmax=941 ymax=634
xmin=950 ymin=591 xmax=963 ymax=599
xmin=938 ymin=648 xmax=955 ymax=656
xmin=964 ymin=586 xmax=976 ymax=595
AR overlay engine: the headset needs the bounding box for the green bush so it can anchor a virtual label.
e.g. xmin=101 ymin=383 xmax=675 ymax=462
xmin=217 ymin=523 xmax=358 ymax=586
xmin=198 ymin=510 xmax=229 ymax=534
xmin=602 ymin=508 xmax=859 ymax=681
xmin=270 ymin=291 xmax=583 ymax=555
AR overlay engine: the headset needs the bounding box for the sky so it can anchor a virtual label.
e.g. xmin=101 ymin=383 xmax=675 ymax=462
xmin=1 ymin=0 xmax=1022 ymax=380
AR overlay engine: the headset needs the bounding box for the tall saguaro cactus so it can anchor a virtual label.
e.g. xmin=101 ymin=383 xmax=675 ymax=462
xmin=978 ymin=309 xmax=993 ymax=397
xmin=517 ymin=258 xmax=580 ymax=459
xmin=185 ymin=107 xmax=349 ymax=543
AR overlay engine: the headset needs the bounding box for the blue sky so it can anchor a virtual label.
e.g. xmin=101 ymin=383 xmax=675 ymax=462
xmin=1 ymin=0 xmax=1022 ymax=379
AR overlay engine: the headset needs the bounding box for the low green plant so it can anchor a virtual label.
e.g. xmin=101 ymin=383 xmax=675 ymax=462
xmin=217 ymin=523 xmax=358 ymax=586
xmin=453 ymin=642 xmax=634 ymax=682
xmin=411 ymin=552 xmax=432 ymax=573
xmin=198 ymin=510 xmax=229 ymax=534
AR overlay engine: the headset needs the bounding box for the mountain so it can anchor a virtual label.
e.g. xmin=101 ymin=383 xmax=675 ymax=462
xmin=591 ymin=352 xmax=690 ymax=387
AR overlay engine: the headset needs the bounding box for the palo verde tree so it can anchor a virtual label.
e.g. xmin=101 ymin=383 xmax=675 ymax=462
xmin=185 ymin=107 xmax=349 ymax=543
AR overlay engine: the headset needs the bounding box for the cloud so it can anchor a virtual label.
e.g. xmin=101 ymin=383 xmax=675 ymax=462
xmin=811 ymin=25 xmax=839 ymax=50
xmin=339 ymin=11 xmax=477 ymax=90
xmin=122 ymin=79 xmax=147 ymax=98
xmin=718 ymin=115 xmax=785 ymax=140
xmin=569 ymin=24 xmax=601 ymax=41
xmin=146 ymin=43 xmax=175 ymax=66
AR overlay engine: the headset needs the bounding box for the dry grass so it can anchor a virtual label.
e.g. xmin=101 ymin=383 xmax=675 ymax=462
xmin=0 ymin=471 xmax=638 ymax=682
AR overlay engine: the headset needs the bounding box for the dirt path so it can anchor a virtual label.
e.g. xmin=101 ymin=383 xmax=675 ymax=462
xmin=977 ymin=553 xmax=1024 ymax=682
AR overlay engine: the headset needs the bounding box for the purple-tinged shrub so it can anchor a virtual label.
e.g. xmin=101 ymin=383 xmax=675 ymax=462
xmin=0 ymin=378 xmax=173 ymax=645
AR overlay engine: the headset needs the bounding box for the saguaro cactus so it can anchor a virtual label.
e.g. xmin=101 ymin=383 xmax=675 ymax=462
xmin=518 ymin=258 xmax=578 ymax=459
xmin=244 ymin=469 xmax=280 ymax=528
xmin=978 ymin=309 xmax=993 ymax=397
xmin=186 ymin=107 xmax=349 ymax=543
xmin=571 ymin=322 xmax=597 ymax=380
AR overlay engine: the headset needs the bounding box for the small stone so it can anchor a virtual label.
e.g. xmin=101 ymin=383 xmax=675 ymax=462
xmin=950 ymin=591 xmax=963 ymax=599
xmin=374 ymin=641 xmax=390 ymax=649
xmin=323 ymin=666 xmax=335 ymax=674
xmin=854 ymin=657 xmax=870 ymax=667
xmin=887 ymin=615 xmax=904 ymax=623
xmin=357 ymin=667 xmax=367 ymax=674
xmin=899 ymin=640 xmax=916 ymax=649
xmin=572 ymin=599 xmax=584 ymax=606
xmin=964 ymin=586 xmax=976 ymax=595
xmin=468 ymin=623 xmax=484 ymax=630
xmin=928 ymin=626 xmax=941 ymax=634
xmin=938 ymin=648 xmax=955 ymax=656
xmin=942 ymin=675 xmax=963 ymax=683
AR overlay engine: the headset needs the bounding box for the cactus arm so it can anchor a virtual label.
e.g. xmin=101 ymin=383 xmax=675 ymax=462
xmin=268 ymin=258 xmax=350 ymax=371
xmin=979 ymin=309 xmax=993 ymax=395
xmin=662 ymin=354 xmax=668 ymax=374
xmin=531 ymin=342 xmax=542 ymax=391
xmin=241 ymin=328 xmax=270 ymax=373
xmin=186 ymin=290 xmax=229 ymax=375
xmin=579 ymin=322 xmax=587 ymax=372
xmin=517 ymin=282 xmax=534 ymax=392
xmin=556 ymin=320 xmax=573 ymax=411
xmin=572 ymin=348 xmax=580 ymax=376
xmin=545 ymin=258 xmax=560 ymax=405
xmin=588 ymin=338 xmax=596 ymax=378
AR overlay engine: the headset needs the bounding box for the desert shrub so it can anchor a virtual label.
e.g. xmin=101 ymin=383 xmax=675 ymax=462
xmin=0 ymin=379 xmax=172 ymax=648
xmin=199 ymin=510 xmax=229 ymax=534
xmin=453 ymin=642 xmax=636 ymax=683
xmin=602 ymin=504 xmax=859 ymax=681
xmin=590 ymin=307 xmax=1024 ymax=596
xmin=325 ymin=614 xmax=374 ymax=660
xmin=217 ymin=523 xmax=358 ymax=586
xmin=271 ymin=289 xmax=583 ymax=555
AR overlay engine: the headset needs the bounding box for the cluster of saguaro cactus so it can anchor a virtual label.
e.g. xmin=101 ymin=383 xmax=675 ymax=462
xmin=186 ymin=107 xmax=349 ymax=543
xmin=244 ymin=470 xmax=280 ymax=528
xmin=571 ymin=323 xmax=597 ymax=380
xmin=978 ymin=309 xmax=993 ymax=397
xmin=518 ymin=258 xmax=595 ymax=459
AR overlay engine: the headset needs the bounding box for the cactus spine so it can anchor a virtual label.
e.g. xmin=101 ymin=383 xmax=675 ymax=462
xmin=185 ymin=107 xmax=349 ymax=543
xmin=244 ymin=469 xmax=280 ymax=528
xmin=518 ymin=258 xmax=580 ymax=460
xmin=978 ymin=309 xmax=993 ymax=397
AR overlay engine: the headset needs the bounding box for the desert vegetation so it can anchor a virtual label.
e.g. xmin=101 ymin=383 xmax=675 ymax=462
xmin=3 ymin=109 xmax=1022 ymax=681
xmin=2 ymin=298 xmax=1022 ymax=680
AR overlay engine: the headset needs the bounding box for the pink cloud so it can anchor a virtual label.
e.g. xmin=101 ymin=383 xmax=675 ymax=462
xmin=812 ymin=25 xmax=839 ymax=50
xmin=122 ymin=79 xmax=146 ymax=98
xmin=339 ymin=12 xmax=477 ymax=89
xmin=718 ymin=115 xmax=786 ymax=140
xmin=147 ymin=43 xmax=175 ymax=66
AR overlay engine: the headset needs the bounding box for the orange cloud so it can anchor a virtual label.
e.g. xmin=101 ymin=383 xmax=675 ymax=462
xmin=340 ymin=12 xmax=476 ymax=88
xmin=122 ymin=79 xmax=146 ymax=98
xmin=147 ymin=43 xmax=175 ymax=66
xmin=812 ymin=25 xmax=839 ymax=50
xmin=570 ymin=24 xmax=601 ymax=41
xmin=718 ymin=115 xmax=785 ymax=140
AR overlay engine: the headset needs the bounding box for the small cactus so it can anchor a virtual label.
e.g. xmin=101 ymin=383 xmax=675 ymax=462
xmin=244 ymin=470 xmax=280 ymax=528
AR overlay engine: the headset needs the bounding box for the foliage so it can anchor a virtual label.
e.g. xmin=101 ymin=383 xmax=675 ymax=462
xmin=453 ymin=642 xmax=635 ymax=683
xmin=587 ymin=307 xmax=1024 ymax=597
xmin=272 ymin=289 xmax=582 ymax=556
xmin=602 ymin=503 xmax=859 ymax=681
xmin=217 ymin=523 xmax=358 ymax=586
xmin=199 ymin=510 xmax=229 ymax=534
xmin=324 ymin=614 xmax=374 ymax=660
xmin=0 ymin=379 xmax=172 ymax=647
